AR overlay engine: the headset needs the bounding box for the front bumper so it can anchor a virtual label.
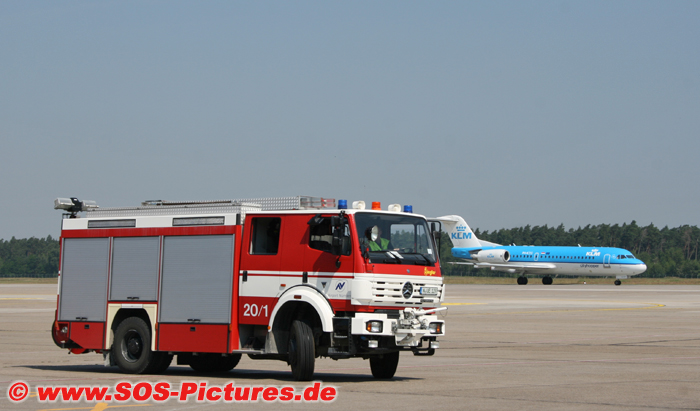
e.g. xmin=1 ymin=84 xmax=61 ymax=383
xmin=350 ymin=308 xmax=446 ymax=347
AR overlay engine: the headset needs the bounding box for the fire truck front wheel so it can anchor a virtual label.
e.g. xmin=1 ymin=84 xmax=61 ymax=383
xmin=288 ymin=320 xmax=315 ymax=381
xmin=189 ymin=353 xmax=242 ymax=372
xmin=113 ymin=317 xmax=157 ymax=374
xmin=369 ymin=351 xmax=399 ymax=379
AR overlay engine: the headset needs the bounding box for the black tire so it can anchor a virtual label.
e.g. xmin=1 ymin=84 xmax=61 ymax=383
xmin=113 ymin=317 xmax=156 ymax=374
xmin=219 ymin=354 xmax=242 ymax=371
xmin=288 ymin=320 xmax=315 ymax=381
xmin=615 ymin=279 xmax=622 ymax=286
xmin=517 ymin=276 xmax=528 ymax=285
xmin=542 ymin=276 xmax=553 ymax=285
xmin=146 ymin=353 xmax=173 ymax=374
xmin=370 ymin=351 xmax=400 ymax=379
xmin=189 ymin=353 xmax=242 ymax=372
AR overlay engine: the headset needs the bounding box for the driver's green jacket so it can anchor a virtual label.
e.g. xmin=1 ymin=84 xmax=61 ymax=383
xmin=369 ymin=238 xmax=390 ymax=251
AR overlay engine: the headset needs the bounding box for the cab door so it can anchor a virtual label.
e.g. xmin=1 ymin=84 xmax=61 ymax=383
xmin=238 ymin=215 xmax=283 ymax=325
xmin=304 ymin=215 xmax=354 ymax=302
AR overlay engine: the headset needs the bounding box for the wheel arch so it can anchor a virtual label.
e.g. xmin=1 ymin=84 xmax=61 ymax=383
xmin=265 ymin=286 xmax=334 ymax=354
xmin=106 ymin=304 xmax=157 ymax=351
xmin=270 ymin=285 xmax=334 ymax=332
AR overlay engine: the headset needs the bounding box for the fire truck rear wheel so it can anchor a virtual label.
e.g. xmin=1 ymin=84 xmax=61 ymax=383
xmin=288 ymin=320 xmax=315 ymax=381
xmin=189 ymin=353 xmax=242 ymax=372
xmin=369 ymin=351 xmax=400 ymax=379
xmin=145 ymin=353 xmax=173 ymax=374
xmin=113 ymin=317 xmax=156 ymax=374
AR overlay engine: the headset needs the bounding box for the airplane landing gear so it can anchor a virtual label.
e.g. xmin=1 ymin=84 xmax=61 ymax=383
xmin=614 ymin=279 xmax=622 ymax=286
xmin=517 ymin=276 xmax=528 ymax=285
xmin=542 ymin=276 xmax=553 ymax=285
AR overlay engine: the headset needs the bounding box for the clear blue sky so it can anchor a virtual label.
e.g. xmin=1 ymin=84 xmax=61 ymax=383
xmin=1 ymin=1 xmax=698 ymax=239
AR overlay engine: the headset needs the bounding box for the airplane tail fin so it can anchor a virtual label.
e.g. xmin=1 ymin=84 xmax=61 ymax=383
xmin=435 ymin=215 xmax=481 ymax=249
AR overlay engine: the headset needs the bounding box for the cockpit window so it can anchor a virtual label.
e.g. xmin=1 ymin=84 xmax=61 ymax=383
xmin=627 ymin=255 xmax=635 ymax=259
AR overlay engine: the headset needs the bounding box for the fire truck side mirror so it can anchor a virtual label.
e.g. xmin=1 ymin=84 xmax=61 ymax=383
xmin=331 ymin=229 xmax=344 ymax=256
xmin=431 ymin=222 xmax=442 ymax=260
xmin=330 ymin=216 xmax=341 ymax=228
xmin=330 ymin=214 xmax=349 ymax=256
xmin=331 ymin=227 xmax=350 ymax=257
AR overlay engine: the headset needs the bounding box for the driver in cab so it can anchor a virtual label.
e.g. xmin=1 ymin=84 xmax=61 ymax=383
xmin=366 ymin=226 xmax=393 ymax=251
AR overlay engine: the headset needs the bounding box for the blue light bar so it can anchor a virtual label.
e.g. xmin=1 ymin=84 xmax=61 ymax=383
xmin=338 ymin=199 xmax=348 ymax=209
xmin=403 ymin=205 xmax=413 ymax=213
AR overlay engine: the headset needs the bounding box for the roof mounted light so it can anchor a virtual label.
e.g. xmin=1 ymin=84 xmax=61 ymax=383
xmin=371 ymin=202 xmax=381 ymax=210
xmin=338 ymin=199 xmax=348 ymax=209
xmin=54 ymin=197 xmax=98 ymax=217
xmin=352 ymin=201 xmax=366 ymax=210
xmin=387 ymin=204 xmax=401 ymax=212
xmin=403 ymin=205 xmax=413 ymax=213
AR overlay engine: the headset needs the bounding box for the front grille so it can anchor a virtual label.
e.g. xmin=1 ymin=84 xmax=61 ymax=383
xmin=362 ymin=275 xmax=443 ymax=306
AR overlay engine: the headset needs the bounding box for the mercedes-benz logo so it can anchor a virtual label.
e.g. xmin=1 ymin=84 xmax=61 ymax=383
xmin=402 ymin=281 xmax=413 ymax=299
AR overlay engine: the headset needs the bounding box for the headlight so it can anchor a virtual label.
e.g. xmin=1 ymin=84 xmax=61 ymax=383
xmin=429 ymin=322 xmax=443 ymax=334
xmin=365 ymin=320 xmax=383 ymax=333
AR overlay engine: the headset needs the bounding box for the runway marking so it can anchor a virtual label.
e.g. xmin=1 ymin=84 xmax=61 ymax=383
xmin=390 ymin=355 xmax=700 ymax=371
xmin=448 ymin=301 xmax=665 ymax=315
xmin=442 ymin=303 xmax=486 ymax=306
xmin=315 ymin=355 xmax=700 ymax=373
xmin=522 ymin=331 xmax=700 ymax=344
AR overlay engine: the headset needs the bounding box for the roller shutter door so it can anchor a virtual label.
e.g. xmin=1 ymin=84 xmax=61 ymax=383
xmin=159 ymin=235 xmax=234 ymax=324
xmin=109 ymin=237 xmax=160 ymax=301
xmin=59 ymin=238 xmax=110 ymax=321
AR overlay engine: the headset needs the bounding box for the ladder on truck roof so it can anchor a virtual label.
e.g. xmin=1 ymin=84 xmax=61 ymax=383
xmin=84 ymin=196 xmax=337 ymax=218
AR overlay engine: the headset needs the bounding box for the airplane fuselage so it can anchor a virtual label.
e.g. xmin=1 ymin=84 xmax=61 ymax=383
xmin=452 ymin=246 xmax=647 ymax=277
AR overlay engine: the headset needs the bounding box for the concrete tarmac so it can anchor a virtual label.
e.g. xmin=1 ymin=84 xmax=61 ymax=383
xmin=1 ymin=283 xmax=699 ymax=410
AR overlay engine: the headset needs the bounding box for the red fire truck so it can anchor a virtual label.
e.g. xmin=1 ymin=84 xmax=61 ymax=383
xmin=51 ymin=196 xmax=446 ymax=380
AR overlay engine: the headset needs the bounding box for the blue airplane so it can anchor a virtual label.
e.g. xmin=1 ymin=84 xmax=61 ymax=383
xmin=435 ymin=215 xmax=647 ymax=285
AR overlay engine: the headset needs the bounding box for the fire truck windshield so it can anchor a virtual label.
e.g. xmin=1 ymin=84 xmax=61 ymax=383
xmin=354 ymin=213 xmax=437 ymax=265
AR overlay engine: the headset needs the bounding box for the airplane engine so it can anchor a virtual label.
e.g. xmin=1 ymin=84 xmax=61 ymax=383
xmin=474 ymin=249 xmax=510 ymax=263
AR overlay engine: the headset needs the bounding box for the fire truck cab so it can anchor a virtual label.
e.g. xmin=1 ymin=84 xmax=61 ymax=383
xmin=51 ymin=196 xmax=446 ymax=380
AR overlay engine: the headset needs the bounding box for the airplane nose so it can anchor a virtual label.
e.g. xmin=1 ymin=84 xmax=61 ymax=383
xmin=636 ymin=264 xmax=647 ymax=274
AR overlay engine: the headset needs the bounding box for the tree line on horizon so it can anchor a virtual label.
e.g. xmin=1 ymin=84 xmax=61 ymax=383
xmin=0 ymin=236 xmax=59 ymax=277
xmin=1 ymin=221 xmax=698 ymax=278
xmin=438 ymin=221 xmax=699 ymax=278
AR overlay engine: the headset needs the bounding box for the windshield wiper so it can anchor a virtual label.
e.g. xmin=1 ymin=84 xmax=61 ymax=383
xmin=412 ymin=253 xmax=432 ymax=266
xmin=392 ymin=251 xmax=432 ymax=265
xmin=385 ymin=251 xmax=403 ymax=264
xmin=371 ymin=250 xmax=403 ymax=264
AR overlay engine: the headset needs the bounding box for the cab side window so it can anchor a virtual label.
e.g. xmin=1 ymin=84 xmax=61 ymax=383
xmin=309 ymin=218 xmax=333 ymax=253
xmin=309 ymin=217 xmax=351 ymax=255
xmin=251 ymin=217 xmax=281 ymax=255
